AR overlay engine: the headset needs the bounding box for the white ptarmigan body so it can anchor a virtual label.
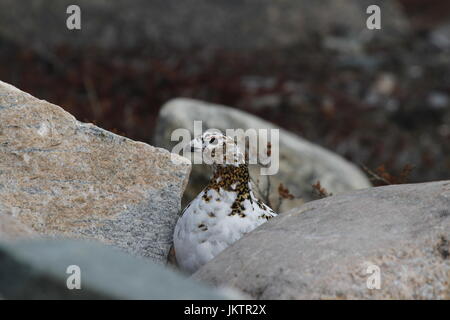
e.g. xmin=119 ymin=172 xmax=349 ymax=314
xmin=174 ymin=131 xmax=277 ymax=274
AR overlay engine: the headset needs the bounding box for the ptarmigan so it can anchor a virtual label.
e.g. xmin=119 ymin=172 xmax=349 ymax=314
xmin=173 ymin=131 xmax=277 ymax=274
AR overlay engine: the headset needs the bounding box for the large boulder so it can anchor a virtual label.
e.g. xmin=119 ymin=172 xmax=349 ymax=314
xmin=154 ymin=98 xmax=371 ymax=211
xmin=0 ymin=239 xmax=240 ymax=299
xmin=0 ymin=80 xmax=191 ymax=263
xmin=193 ymin=181 xmax=450 ymax=299
xmin=0 ymin=0 xmax=409 ymax=51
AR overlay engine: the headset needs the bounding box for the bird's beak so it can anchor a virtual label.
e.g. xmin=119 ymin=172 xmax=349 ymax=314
xmin=184 ymin=139 xmax=202 ymax=153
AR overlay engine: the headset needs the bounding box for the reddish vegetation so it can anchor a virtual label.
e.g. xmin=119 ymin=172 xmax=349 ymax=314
xmin=397 ymin=0 xmax=450 ymax=29
xmin=312 ymin=181 xmax=332 ymax=199
xmin=278 ymin=183 xmax=295 ymax=200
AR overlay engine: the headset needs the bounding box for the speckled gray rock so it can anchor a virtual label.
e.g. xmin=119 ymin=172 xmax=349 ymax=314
xmin=0 ymin=210 xmax=37 ymax=241
xmin=0 ymin=80 xmax=191 ymax=263
xmin=0 ymin=239 xmax=239 ymax=299
xmin=154 ymin=98 xmax=371 ymax=211
xmin=193 ymin=181 xmax=450 ymax=299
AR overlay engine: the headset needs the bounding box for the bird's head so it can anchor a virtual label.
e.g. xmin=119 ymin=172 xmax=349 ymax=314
xmin=186 ymin=130 xmax=245 ymax=167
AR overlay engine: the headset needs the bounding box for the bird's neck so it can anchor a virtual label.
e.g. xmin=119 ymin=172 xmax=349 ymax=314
xmin=207 ymin=163 xmax=251 ymax=193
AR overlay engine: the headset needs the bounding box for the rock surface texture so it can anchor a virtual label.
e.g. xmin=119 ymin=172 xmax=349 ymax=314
xmin=0 ymin=81 xmax=191 ymax=263
xmin=154 ymin=98 xmax=371 ymax=211
xmin=193 ymin=181 xmax=450 ymax=299
xmin=0 ymin=239 xmax=239 ymax=299
xmin=0 ymin=210 xmax=36 ymax=241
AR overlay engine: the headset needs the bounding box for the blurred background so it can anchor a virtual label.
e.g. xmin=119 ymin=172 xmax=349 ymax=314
xmin=0 ymin=0 xmax=449 ymax=184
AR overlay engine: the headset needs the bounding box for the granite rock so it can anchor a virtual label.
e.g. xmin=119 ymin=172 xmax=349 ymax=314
xmin=0 ymin=239 xmax=239 ymax=299
xmin=0 ymin=80 xmax=191 ymax=263
xmin=193 ymin=181 xmax=450 ymax=299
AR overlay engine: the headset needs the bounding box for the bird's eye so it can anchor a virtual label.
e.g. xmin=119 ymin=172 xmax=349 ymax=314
xmin=209 ymin=137 xmax=217 ymax=144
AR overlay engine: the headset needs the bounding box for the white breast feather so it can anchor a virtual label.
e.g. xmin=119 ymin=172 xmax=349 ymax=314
xmin=174 ymin=185 xmax=277 ymax=274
